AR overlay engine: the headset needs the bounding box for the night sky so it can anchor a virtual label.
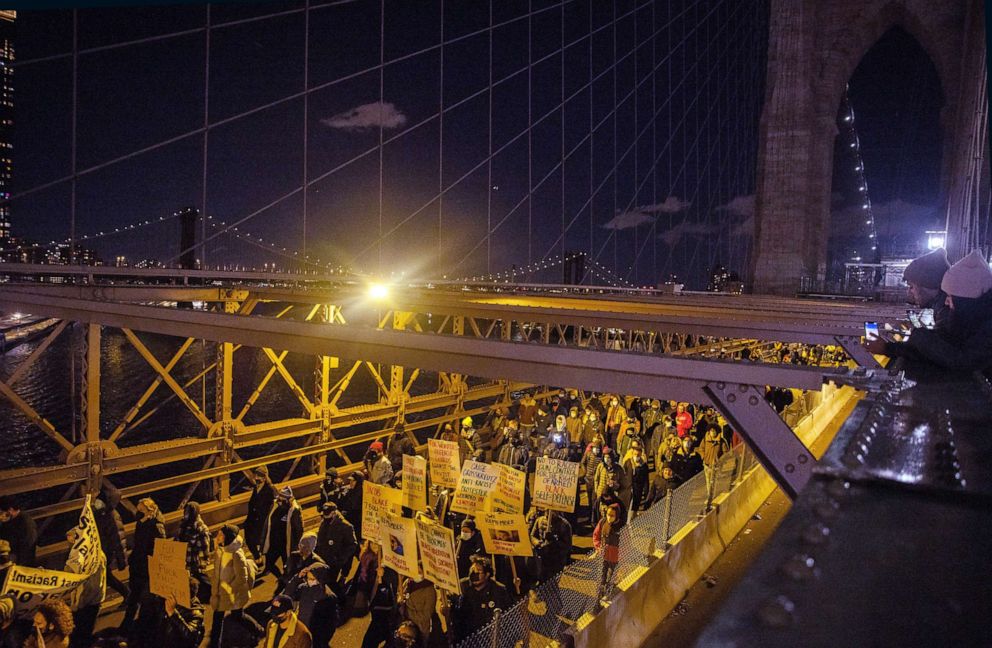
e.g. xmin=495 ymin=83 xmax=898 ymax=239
xmin=9 ymin=1 xmax=944 ymax=288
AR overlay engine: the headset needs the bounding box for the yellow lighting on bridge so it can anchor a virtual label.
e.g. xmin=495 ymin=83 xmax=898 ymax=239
xmin=368 ymin=283 xmax=390 ymax=300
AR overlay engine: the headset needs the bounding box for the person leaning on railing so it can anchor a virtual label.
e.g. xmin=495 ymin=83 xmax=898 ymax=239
xmin=867 ymin=250 xmax=992 ymax=372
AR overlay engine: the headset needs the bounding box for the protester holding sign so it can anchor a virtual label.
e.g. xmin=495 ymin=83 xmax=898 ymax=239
xmin=426 ymin=439 xmax=461 ymax=490
xmin=414 ymin=517 xmax=461 ymax=596
xmin=401 ymin=455 xmax=428 ymax=513
xmin=379 ymin=514 xmax=420 ymax=579
xmin=121 ymin=498 xmax=165 ymax=632
xmin=528 ymin=509 xmax=572 ymax=583
xmin=450 ymin=461 xmax=500 ymax=515
xmin=129 ymin=577 xmax=205 ymax=648
xmin=64 ymin=525 xmax=105 ymax=647
xmin=454 ymin=519 xmax=484 ymax=579
xmin=361 ymin=481 xmax=403 ymax=543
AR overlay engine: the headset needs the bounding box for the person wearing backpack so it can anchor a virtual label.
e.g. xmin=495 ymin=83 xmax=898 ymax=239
xmin=209 ymin=524 xmax=253 ymax=648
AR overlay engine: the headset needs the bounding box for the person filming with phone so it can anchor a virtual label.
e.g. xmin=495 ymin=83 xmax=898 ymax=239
xmin=865 ymin=247 xmax=951 ymax=358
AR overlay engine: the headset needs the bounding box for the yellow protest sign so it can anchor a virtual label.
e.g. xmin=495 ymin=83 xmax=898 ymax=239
xmin=380 ymin=513 xmax=420 ymax=579
xmin=427 ymin=438 xmax=461 ymax=488
xmin=149 ymin=538 xmax=192 ymax=608
xmin=477 ymin=512 xmax=533 ymax=557
xmin=450 ymin=460 xmax=501 ymax=515
xmin=362 ymin=481 xmax=403 ymax=542
xmin=484 ymin=464 xmax=526 ymax=514
xmin=402 ymin=454 xmax=428 ymax=512
xmin=414 ymin=517 xmax=461 ymax=595
xmin=533 ymin=456 xmax=581 ymax=512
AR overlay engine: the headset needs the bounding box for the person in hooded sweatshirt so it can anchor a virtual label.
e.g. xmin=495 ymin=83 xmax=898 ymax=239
xmin=262 ymin=486 xmax=304 ymax=580
xmin=874 ymin=249 xmax=992 ymax=372
xmin=120 ymin=498 xmax=165 ymax=632
xmin=209 ymin=524 xmax=253 ymax=648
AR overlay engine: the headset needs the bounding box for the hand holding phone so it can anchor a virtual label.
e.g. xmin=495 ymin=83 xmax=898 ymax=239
xmin=864 ymin=321 xmax=880 ymax=341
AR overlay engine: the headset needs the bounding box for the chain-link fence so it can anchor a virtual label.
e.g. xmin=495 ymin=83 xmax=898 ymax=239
xmin=457 ymin=445 xmax=759 ymax=647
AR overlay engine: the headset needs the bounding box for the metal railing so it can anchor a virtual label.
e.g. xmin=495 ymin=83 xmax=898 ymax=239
xmin=457 ymin=446 xmax=757 ymax=647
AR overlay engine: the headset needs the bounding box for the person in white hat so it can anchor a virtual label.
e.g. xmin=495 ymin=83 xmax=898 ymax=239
xmin=901 ymin=249 xmax=992 ymax=370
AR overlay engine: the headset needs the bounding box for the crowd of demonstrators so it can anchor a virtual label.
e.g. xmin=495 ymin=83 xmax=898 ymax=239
xmin=2 ymin=372 xmax=866 ymax=648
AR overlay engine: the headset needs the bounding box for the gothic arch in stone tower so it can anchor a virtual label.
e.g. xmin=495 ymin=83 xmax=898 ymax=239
xmin=750 ymin=0 xmax=985 ymax=294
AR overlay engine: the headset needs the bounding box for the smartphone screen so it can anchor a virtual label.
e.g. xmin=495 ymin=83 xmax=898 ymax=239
xmin=906 ymin=310 xmax=922 ymax=328
xmin=864 ymin=321 xmax=879 ymax=340
xmin=920 ymin=308 xmax=935 ymax=328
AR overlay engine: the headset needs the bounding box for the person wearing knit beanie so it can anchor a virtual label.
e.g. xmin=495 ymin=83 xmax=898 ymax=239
xmin=898 ymin=249 xmax=992 ymax=371
xmin=940 ymin=249 xmax=992 ymax=301
xmin=903 ymin=248 xmax=951 ymax=309
xmin=278 ymin=485 xmax=293 ymax=500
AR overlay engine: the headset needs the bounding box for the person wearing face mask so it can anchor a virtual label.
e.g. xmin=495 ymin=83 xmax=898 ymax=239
xmin=580 ymin=410 xmax=603 ymax=448
xmin=176 ymin=501 xmax=213 ymax=602
xmin=246 ymin=465 xmax=277 ymax=560
xmin=263 ymin=594 xmax=312 ymax=648
xmin=657 ymin=430 xmax=681 ymax=469
xmin=564 ymin=407 xmax=583 ymax=444
xmin=294 ymin=566 xmax=338 ymax=648
xmin=319 ymin=467 xmax=345 ymax=510
xmin=315 ymin=502 xmax=358 ymax=590
xmin=366 ymin=441 xmax=394 ymax=486
xmin=592 ymin=504 xmax=622 ymax=604
xmin=496 ymin=429 xmax=529 ymax=472
xmin=671 ymin=437 xmax=703 ymax=483
xmin=517 ymin=394 xmax=539 ymax=436
xmin=282 ymin=533 xmax=325 ymax=594
xmin=649 ymin=414 xmax=674 ymax=470
xmin=338 ymin=472 xmax=364 ymax=540
xmin=529 ymin=509 xmax=573 ymax=582
xmin=455 ymin=519 xmax=484 ymax=579
xmin=675 ymin=403 xmax=694 ymax=439
xmin=700 ymin=426 xmax=730 ymax=513
xmin=450 ymin=557 xmax=512 ymax=643
xmin=604 ymin=397 xmax=626 ymax=449
xmin=208 ymin=524 xmax=253 ymax=648
xmin=360 ymin=562 xmax=399 ymax=648
xmin=594 ymin=450 xmax=622 ymax=507
xmin=621 ymin=443 xmax=650 ymax=523
xmin=647 ymin=465 xmax=683 ymax=506
xmin=579 ymin=442 xmax=604 ymax=526
xmin=120 ymin=497 xmax=165 ymax=632
xmin=262 ymin=486 xmax=304 ymax=580
xmin=616 ymin=415 xmax=643 ymax=460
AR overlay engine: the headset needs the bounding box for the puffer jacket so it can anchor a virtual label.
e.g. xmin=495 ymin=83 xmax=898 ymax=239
xmin=904 ymin=290 xmax=992 ymax=371
xmin=210 ymin=536 xmax=252 ymax=612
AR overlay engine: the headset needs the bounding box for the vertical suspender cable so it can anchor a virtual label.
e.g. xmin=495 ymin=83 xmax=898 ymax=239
xmin=302 ymin=0 xmax=310 ymax=265
xmin=377 ymin=0 xmax=385 ymax=274
xmin=70 ymin=10 xmax=77 ymax=263
xmin=437 ymin=0 xmax=444 ymax=270
xmin=201 ymin=5 xmax=210 ymax=269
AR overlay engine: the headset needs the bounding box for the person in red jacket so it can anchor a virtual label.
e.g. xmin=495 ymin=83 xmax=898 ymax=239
xmin=592 ymin=504 xmax=622 ymax=603
xmin=675 ymin=403 xmax=694 ymax=439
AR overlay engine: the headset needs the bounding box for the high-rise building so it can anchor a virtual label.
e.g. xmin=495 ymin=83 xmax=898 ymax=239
xmin=0 ymin=11 xmax=14 ymax=243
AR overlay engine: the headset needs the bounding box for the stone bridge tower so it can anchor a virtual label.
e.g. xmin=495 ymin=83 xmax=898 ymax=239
xmin=751 ymin=0 xmax=987 ymax=294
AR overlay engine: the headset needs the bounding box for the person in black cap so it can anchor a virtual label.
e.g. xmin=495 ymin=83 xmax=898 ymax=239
xmin=263 ymin=594 xmax=312 ymax=648
xmin=315 ymin=502 xmax=358 ymax=590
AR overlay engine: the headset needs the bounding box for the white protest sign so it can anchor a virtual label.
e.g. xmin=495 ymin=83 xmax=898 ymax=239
xmin=379 ymin=514 xmax=420 ymax=579
xmin=362 ymin=481 xmax=403 ymax=542
xmin=450 ymin=460 xmax=501 ymax=515
xmin=402 ymin=454 xmax=428 ymax=512
xmin=414 ymin=518 xmax=461 ymax=595
xmin=149 ymin=538 xmax=192 ymax=608
xmin=533 ymin=457 xmax=581 ymax=512
xmin=427 ymin=439 xmax=461 ymax=488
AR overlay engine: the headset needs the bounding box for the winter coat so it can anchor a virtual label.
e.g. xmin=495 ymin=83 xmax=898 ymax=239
xmin=452 ymin=578 xmax=513 ymax=642
xmin=130 ymin=511 xmax=166 ymax=579
xmin=675 ymin=411 xmax=693 ymax=438
xmin=579 ymin=446 xmax=603 ymax=483
xmin=605 ymin=403 xmax=626 ymax=431
xmin=455 ymin=531 xmax=485 ymax=578
xmin=621 ymin=457 xmax=650 ymax=507
xmin=517 ymin=399 xmax=539 ymax=426
xmin=564 ymin=416 xmax=583 ymax=443
xmin=210 ymin=536 xmax=252 ymax=612
xmin=130 ymin=595 xmax=205 ymax=648
xmin=246 ymin=480 xmax=277 ymax=553
xmin=315 ymin=515 xmax=358 ymax=571
xmin=580 ymin=420 xmax=604 ymax=446
xmin=296 ymin=581 xmax=338 ymax=634
xmin=94 ymin=506 xmax=127 ymax=571
xmin=369 ymin=456 xmax=394 ymax=485
xmin=699 ymin=431 xmax=728 ymax=467
xmin=0 ymin=512 xmax=37 ymax=567
xmin=262 ymin=499 xmax=304 ymax=559
xmin=594 ymin=462 xmax=622 ymax=498
xmin=262 ymin=611 xmax=312 ymax=648
xmin=496 ymin=441 xmax=528 ymax=471
xmin=338 ymin=483 xmax=363 ymax=537
xmin=401 ymin=578 xmax=436 ymax=640
xmin=177 ymin=515 xmax=212 ymax=579
xmin=592 ymin=519 xmax=621 ymax=564
xmin=904 ymin=290 xmax=992 ymax=371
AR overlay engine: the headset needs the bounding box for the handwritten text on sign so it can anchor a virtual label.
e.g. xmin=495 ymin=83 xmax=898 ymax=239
xmin=427 ymin=439 xmax=461 ymax=489
xmin=533 ymin=457 xmax=581 ymax=512
xmin=450 ymin=460 xmax=500 ymax=515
